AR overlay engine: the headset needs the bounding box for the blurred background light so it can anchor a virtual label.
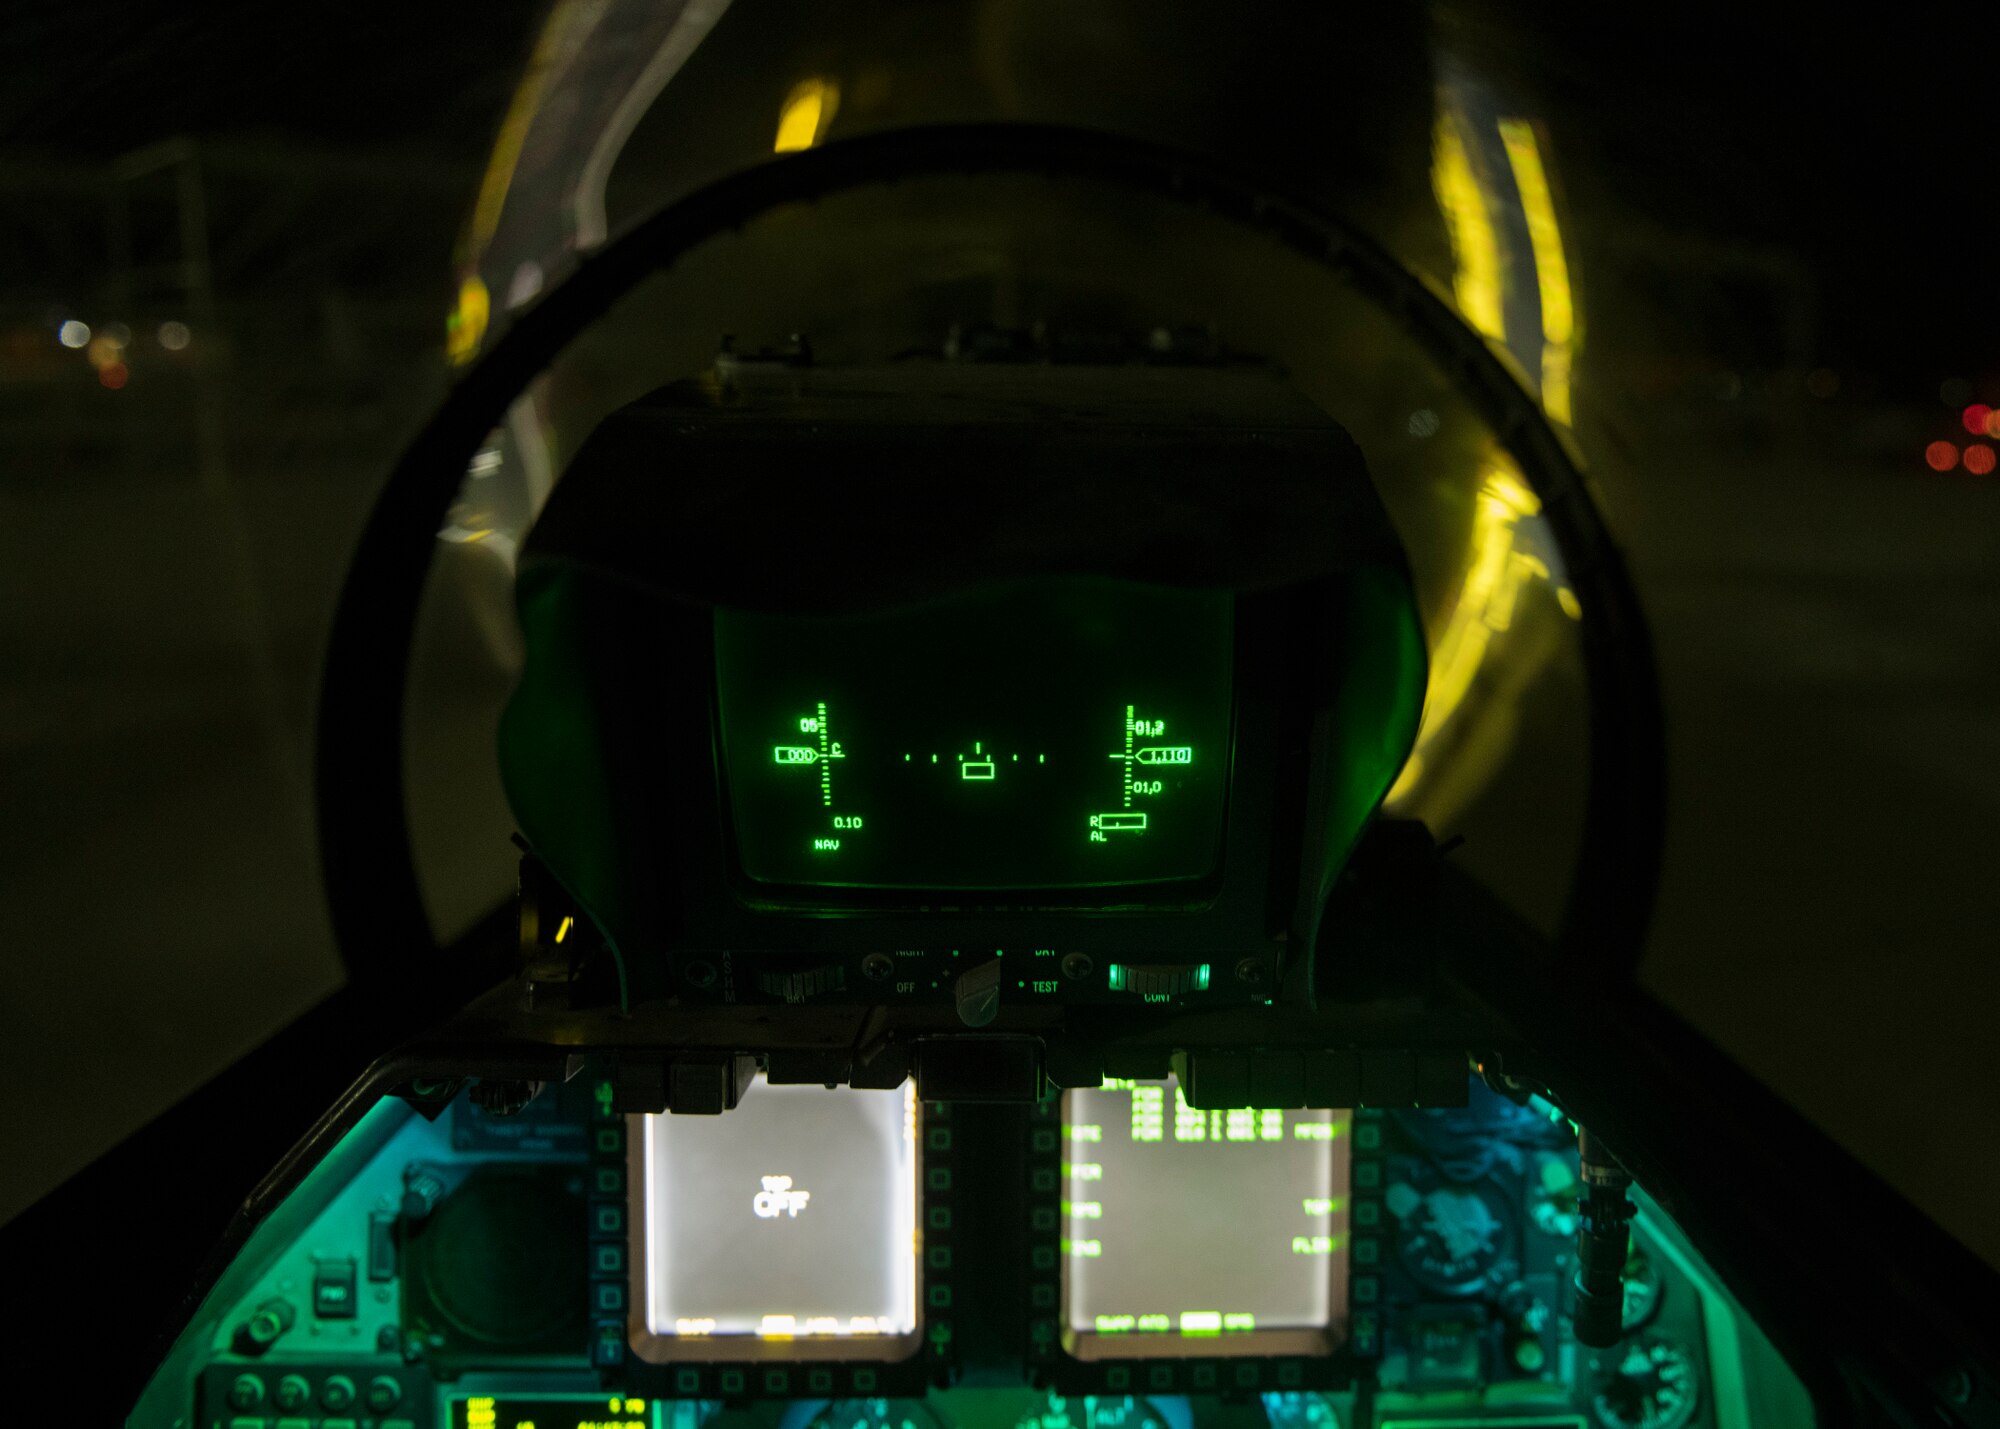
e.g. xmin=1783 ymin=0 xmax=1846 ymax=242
xmin=445 ymin=275 xmax=490 ymax=366
xmin=57 ymin=320 xmax=90 ymax=349
xmin=1925 ymin=440 xmax=1959 ymax=471
xmin=773 ymin=77 xmax=839 ymax=153
xmin=1961 ymin=404 xmax=1991 ymax=436
xmin=505 ymin=261 xmax=544 ymax=309
xmin=1964 ymin=445 xmax=1996 ymax=476
xmin=97 ymin=360 xmax=129 ymax=391
xmin=1408 ymin=408 xmax=1442 ymax=437
xmin=157 ymin=321 xmax=191 ymax=351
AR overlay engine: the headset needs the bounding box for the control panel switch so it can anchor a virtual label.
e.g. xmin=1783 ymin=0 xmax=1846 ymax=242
xmin=954 ymin=956 xmax=1003 ymax=1027
xmin=313 ymin=1258 xmax=358 ymax=1319
xmin=367 ymin=1212 xmax=397 ymax=1281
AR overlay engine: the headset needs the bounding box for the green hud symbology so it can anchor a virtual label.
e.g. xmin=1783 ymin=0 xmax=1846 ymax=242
xmin=714 ymin=581 xmax=1232 ymax=889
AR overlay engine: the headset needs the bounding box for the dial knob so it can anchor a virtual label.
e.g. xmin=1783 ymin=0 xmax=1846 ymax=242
xmin=320 ymin=1374 xmax=356 ymax=1412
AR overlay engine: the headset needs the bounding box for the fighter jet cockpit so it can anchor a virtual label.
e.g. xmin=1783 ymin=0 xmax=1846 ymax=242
xmin=16 ymin=6 xmax=1995 ymax=1429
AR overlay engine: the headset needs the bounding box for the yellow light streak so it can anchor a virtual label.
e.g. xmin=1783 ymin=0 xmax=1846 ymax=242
xmin=1386 ymin=455 xmax=1549 ymax=804
xmin=555 ymin=914 xmax=574 ymax=944
xmin=773 ymin=77 xmax=839 ymax=153
xmin=1498 ymin=118 xmax=1577 ymax=426
xmin=1431 ymin=114 xmax=1507 ymax=343
xmin=469 ymin=18 xmax=565 ymax=249
xmin=446 ymin=6 xmax=564 ymax=366
xmin=445 ymin=274 xmax=490 ymax=367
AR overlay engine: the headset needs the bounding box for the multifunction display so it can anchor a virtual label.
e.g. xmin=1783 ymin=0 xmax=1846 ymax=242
xmin=639 ymin=1081 xmax=919 ymax=1352
xmin=1063 ymin=1077 xmax=1352 ymax=1358
xmin=713 ymin=581 xmax=1233 ymax=889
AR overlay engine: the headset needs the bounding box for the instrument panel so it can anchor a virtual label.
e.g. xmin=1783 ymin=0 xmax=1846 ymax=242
xmin=495 ymin=367 xmax=1429 ymax=1015
xmin=159 ymin=1072 xmax=1764 ymax=1429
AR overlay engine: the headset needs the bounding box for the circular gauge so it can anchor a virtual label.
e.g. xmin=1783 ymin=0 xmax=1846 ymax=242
xmin=1590 ymin=1336 xmax=1699 ymax=1429
xmin=1621 ymin=1245 xmax=1664 ymax=1333
xmin=408 ymin=1166 xmax=585 ymax=1348
xmin=1259 ymin=1391 xmax=1340 ymax=1429
xmin=801 ymin=1401 xmax=947 ymax=1429
xmin=1384 ymin=1169 xmax=1514 ymax=1295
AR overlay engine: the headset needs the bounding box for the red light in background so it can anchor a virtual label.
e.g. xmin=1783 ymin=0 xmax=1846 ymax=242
xmin=1965 ymin=445 xmax=1997 ymax=476
xmin=1925 ymin=441 xmax=1959 ymax=471
xmin=98 ymin=361 xmax=128 ymax=390
xmin=1964 ymin=404 xmax=1993 ymax=435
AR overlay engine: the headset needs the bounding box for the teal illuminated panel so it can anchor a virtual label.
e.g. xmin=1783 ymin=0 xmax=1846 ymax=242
xmin=714 ymin=580 xmax=1232 ymax=889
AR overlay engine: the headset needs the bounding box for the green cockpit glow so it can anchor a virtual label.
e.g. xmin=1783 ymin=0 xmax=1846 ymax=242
xmin=714 ymin=580 xmax=1233 ymax=889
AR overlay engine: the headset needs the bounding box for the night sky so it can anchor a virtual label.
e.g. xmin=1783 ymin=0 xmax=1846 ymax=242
xmin=3 ymin=4 xmax=1987 ymax=383
xmin=0 ymin=1 xmax=537 ymax=157
xmin=1447 ymin=6 xmax=1995 ymax=386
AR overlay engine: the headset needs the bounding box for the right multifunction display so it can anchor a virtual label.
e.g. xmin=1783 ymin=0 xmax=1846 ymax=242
xmin=714 ymin=580 xmax=1234 ymax=891
xmin=1063 ymin=1077 xmax=1353 ymax=1359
